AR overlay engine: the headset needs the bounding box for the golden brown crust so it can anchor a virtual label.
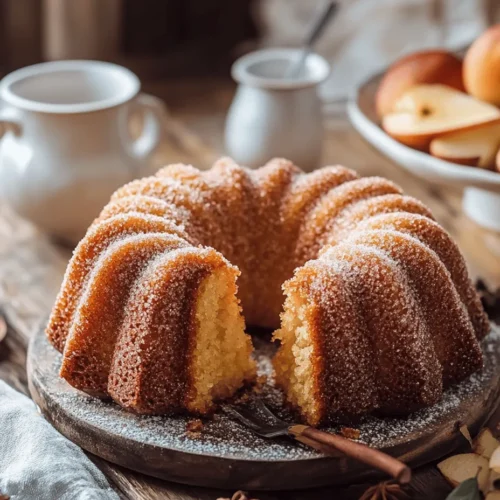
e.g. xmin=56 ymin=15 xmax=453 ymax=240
xmin=322 ymin=194 xmax=434 ymax=247
xmin=356 ymin=213 xmax=490 ymax=340
xmin=295 ymin=177 xmax=402 ymax=264
xmin=94 ymin=195 xmax=190 ymax=228
xmin=59 ymin=233 xmax=188 ymax=395
xmin=285 ymin=266 xmax=379 ymax=424
xmin=46 ymin=158 xmax=489 ymax=422
xmin=345 ymin=230 xmax=483 ymax=385
xmin=311 ymin=245 xmax=443 ymax=420
xmin=107 ymin=247 xmax=229 ymax=414
xmin=46 ymin=213 xmax=189 ymax=352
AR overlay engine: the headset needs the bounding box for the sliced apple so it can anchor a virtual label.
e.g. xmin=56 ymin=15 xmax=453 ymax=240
xmin=490 ymin=446 xmax=500 ymax=473
xmin=487 ymin=470 xmax=500 ymax=493
xmin=382 ymin=85 xmax=500 ymax=150
xmin=460 ymin=424 xmax=473 ymax=448
xmin=430 ymin=119 xmax=500 ymax=168
xmin=376 ymin=50 xmax=465 ymax=118
xmin=437 ymin=453 xmax=489 ymax=494
xmin=473 ymin=429 xmax=500 ymax=459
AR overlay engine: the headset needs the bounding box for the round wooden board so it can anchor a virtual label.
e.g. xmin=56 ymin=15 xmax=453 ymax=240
xmin=28 ymin=323 xmax=500 ymax=491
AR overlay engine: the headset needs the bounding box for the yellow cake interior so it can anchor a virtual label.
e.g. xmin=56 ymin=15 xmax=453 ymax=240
xmin=273 ymin=291 xmax=321 ymax=426
xmin=188 ymin=268 xmax=256 ymax=413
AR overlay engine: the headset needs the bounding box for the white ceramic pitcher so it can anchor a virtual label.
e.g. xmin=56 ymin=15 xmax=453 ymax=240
xmin=225 ymin=48 xmax=330 ymax=170
xmin=0 ymin=60 xmax=168 ymax=244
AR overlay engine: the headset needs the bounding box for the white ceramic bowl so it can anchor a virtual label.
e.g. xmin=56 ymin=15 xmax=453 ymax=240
xmin=347 ymin=72 xmax=500 ymax=232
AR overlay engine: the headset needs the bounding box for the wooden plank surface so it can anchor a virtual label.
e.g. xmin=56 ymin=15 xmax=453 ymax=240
xmin=0 ymin=79 xmax=499 ymax=499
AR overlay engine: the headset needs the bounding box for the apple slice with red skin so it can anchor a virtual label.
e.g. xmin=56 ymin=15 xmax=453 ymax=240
xmin=382 ymin=85 xmax=500 ymax=151
xmin=376 ymin=50 xmax=465 ymax=119
xmin=430 ymin=119 xmax=500 ymax=169
xmin=438 ymin=453 xmax=489 ymax=494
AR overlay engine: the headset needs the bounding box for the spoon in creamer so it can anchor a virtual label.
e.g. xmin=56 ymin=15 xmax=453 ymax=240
xmin=285 ymin=1 xmax=338 ymax=79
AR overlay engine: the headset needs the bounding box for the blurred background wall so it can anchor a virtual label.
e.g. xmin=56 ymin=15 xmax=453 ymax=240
xmin=1 ymin=0 xmax=500 ymax=99
xmin=259 ymin=0 xmax=500 ymax=101
xmin=0 ymin=0 xmax=257 ymax=77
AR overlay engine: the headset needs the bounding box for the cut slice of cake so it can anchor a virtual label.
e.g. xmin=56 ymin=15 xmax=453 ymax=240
xmin=106 ymin=247 xmax=256 ymax=415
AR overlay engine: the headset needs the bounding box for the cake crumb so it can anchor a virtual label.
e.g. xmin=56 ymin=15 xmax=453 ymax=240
xmin=39 ymin=325 xmax=500 ymax=462
xmin=186 ymin=418 xmax=204 ymax=438
xmin=341 ymin=427 xmax=361 ymax=440
xmin=234 ymin=391 xmax=251 ymax=404
xmin=253 ymin=374 xmax=268 ymax=395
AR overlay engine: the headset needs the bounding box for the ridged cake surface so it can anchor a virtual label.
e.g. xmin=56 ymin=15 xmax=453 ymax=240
xmin=46 ymin=158 xmax=488 ymax=423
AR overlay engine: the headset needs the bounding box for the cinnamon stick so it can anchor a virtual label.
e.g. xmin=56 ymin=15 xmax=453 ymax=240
xmin=289 ymin=424 xmax=411 ymax=485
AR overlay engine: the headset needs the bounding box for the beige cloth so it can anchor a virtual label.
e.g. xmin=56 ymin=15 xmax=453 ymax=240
xmin=257 ymin=0 xmax=500 ymax=101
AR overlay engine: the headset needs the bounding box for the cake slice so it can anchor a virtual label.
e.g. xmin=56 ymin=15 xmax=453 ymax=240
xmin=274 ymin=244 xmax=443 ymax=425
xmin=108 ymin=247 xmax=255 ymax=415
xmin=59 ymin=233 xmax=189 ymax=396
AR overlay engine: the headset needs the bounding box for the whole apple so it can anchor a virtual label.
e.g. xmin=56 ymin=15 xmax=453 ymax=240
xmin=376 ymin=50 xmax=465 ymax=118
xmin=464 ymin=24 xmax=500 ymax=106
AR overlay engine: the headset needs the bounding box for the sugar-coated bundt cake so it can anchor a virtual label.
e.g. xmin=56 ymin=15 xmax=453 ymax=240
xmin=46 ymin=158 xmax=489 ymax=423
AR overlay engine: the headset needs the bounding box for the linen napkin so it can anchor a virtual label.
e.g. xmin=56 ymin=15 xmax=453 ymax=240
xmin=0 ymin=381 xmax=119 ymax=500
xmin=258 ymin=0 xmax=497 ymax=102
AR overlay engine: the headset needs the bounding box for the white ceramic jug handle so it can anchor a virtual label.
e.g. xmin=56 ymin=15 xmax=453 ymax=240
xmin=0 ymin=106 xmax=22 ymax=136
xmin=120 ymin=93 xmax=168 ymax=162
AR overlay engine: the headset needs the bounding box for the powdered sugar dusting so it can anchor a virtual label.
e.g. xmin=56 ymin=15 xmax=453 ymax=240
xmin=45 ymin=160 xmax=492 ymax=428
xmin=35 ymin=325 xmax=500 ymax=462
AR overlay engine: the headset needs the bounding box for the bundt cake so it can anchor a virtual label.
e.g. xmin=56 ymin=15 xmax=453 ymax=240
xmin=46 ymin=158 xmax=489 ymax=424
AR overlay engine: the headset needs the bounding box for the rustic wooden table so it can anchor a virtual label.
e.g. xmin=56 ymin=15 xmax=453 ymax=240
xmin=1 ymin=79 xmax=499 ymax=500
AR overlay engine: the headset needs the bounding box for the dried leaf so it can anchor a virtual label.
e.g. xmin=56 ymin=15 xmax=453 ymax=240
xmin=445 ymin=477 xmax=481 ymax=500
xmin=459 ymin=424 xmax=473 ymax=448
